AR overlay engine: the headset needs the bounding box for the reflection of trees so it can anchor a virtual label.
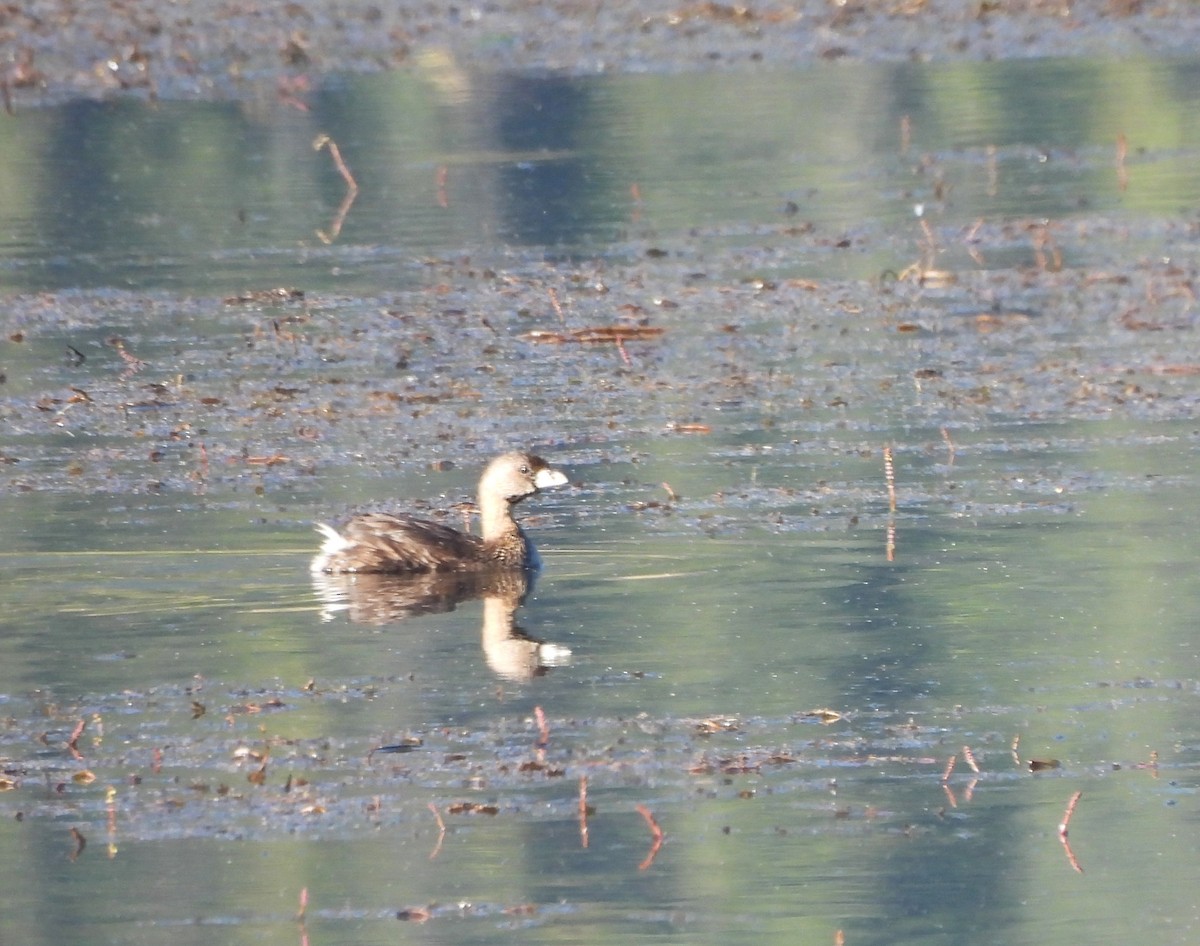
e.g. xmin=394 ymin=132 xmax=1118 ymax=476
xmin=491 ymin=76 xmax=600 ymax=246
xmin=5 ymin=59 xmax=1198 ymax=293
xmin=32 ymin=99 xmax=322 ymax=289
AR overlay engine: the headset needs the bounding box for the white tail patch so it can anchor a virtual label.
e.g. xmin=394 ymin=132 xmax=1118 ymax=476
xmin=310 ymin=523 xmax=350 ymax=574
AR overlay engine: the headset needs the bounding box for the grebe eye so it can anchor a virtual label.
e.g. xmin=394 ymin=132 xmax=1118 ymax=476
xmin=520 ymin=465 xmax=530 ymax=475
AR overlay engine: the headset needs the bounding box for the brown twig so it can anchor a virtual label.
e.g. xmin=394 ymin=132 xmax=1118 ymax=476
xmin=1031 ymin=223 xmax=1062 ymax=273
xmin=1058 ymin=790 xmax=1082 ymax=837
xmin=942 ymin=782 xmax=958 ymax=809
xmin=883 ymin=446 xmax=896 ymax=513
xmin=1060 ymin=834 xmax=1084 ymax=874
xmin=548 ymin=287 xmax=565 ymax=324
xmin=940 ymin=755 xmax=956 ymax=784
xmin=635 ymin=804 xmax=664 ymax=870
xmin=918 ymin=216 xmax=938 ymax=273
xmin=105 ymin=786 xmax=117 ymax=830
xmin=533 ymin=706 xmax=550 ymax=748
xmin=1059 ymin=793 xmax=1085 ymax=874
xmin=110 ymin=337 xmax=147 ymax=379
xmin=940 ymin=427 xmax=955 ymax=466
xmin=66 ymin=718 xmax=86 ymax=760
xmin=436 ymin=165 xmax=449 ymax=208
xmin=523 ymin=325 xmax=664 ymax=345
xmin=964 ymin=217 xmax=986 ymax=266
xmin=428 ymin=802 xmax=446 ymax=860
xmin=962 ymin=745 xmax=980 ymax=774
xmin=316 ymin=188 xmax=357 ymax=244
xmin=314 ymin=134 xmax=358 ymax=192
xmin=313 ymin=134 xmax=359 ymax=243
xmin=68 ymin=827 xmax=87 ymax=861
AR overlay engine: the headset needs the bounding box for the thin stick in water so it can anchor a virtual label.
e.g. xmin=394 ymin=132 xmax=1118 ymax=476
xmin=1058 ymin=790 xmax=1082 ymax=837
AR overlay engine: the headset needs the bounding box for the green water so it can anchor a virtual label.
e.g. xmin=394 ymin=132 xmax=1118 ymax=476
xmin=2 ymin=56 xmax=1200 ymax=946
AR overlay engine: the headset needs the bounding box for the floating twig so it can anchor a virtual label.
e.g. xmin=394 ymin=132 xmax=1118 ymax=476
xmin=533 ymin=706 xmax=550 ymax=748
xmin=428 ymin=802 xmax=446 ymax=860
xmin=1142 ymin=749 xmax=1159 ymax=777
xmin=942 ymin=783 xmax=957 ymax=809
xmin=940 ymin=427 xmax=955 ymax=466
xmin=105 ymin=786 xmax=118 ymax=859
xmin=313 ymin=133 xmax=359 ymax=243
xmin=1011 ymin=734 xmax=1022 ymax=768
xmin=66 ymin=718 xmax=86 ymax=761
xmin=69 ymin=827 xmax=87 ymax=862
xmin=1030 ymin=222 xmax=1062 ymax=273
xmin=436 ymin=165 xmax=449 ymax=208
xmin=314 ymin=133 xmax=357 ymax=192
xmin=964 ymin=217 xmax=986 ymax=266
xmin=1059 ymin=794 xmax=1085 ymax=874
xmin=548 ymin=287 xmax=565 ymax=324
xmin=1058 ymin=790 xmax=1082 ymax=837
xmin=522 ymin=325 xmax=665 ymax=345
xmin=110 ymin=337 xmax=147 ymax=379
xmin=635 ymin=804 xmax=664 ymax=870
xmin=1060 ymin=835 xmax=1083 ymax=874
xmin=244 ymin=453 xmax=289 ymax=467
xmin=296 ymin=886 xmax=308 ymax=922
xmin=883 ymin=446 xmax=896 ymax=513
xmin=962 ymin=745 xmax=980 ymax=774
xmin=917 ymin=215 xmax=938 ymax=273
xmin=940 ymin=754 xmax=956 ymax=784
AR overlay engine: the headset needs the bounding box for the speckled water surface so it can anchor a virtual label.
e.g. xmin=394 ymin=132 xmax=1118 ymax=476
xmin=3 ymin=53 xmax=1200 ymax=946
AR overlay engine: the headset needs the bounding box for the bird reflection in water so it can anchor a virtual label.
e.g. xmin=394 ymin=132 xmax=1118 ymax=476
xmin=311 ymin=568 xmax=571 ymax=682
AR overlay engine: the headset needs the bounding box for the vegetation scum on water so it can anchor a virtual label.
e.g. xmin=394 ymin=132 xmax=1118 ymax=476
xmin=0 ymin=677 xmax=1169 ymax=865
xmin=4 ymin=0 xmax=1200 ymax=108
xmin=3 ymin=211 xmax=1200 ymax=512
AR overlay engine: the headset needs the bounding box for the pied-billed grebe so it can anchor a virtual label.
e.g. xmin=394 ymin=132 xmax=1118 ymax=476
xmin=311 ymin=451 xmax=568 ymax=575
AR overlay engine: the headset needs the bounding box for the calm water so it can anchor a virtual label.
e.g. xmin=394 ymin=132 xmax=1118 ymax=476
xmin=3 ymin=57 xmax=1200 ymax=945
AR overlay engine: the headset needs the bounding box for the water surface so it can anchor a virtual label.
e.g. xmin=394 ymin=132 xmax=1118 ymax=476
xmin=3 ymin=56 xmax=1200 ymax=946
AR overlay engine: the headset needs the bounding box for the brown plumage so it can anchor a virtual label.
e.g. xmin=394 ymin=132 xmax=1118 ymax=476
xmin=311 ymin=452 xmax=568 ymax=575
